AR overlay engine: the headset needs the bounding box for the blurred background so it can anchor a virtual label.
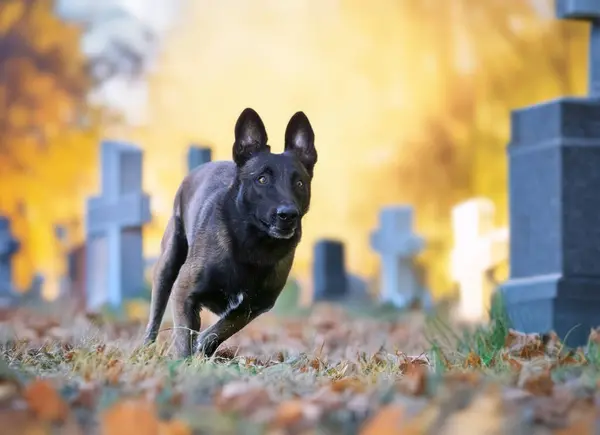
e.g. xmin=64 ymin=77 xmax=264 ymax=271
xmin=0 ymin=0 xmax=590 ymax=318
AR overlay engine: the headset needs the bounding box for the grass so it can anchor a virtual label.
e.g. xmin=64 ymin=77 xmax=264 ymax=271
xmin=1 ymin=298 xmax=600 ymax=434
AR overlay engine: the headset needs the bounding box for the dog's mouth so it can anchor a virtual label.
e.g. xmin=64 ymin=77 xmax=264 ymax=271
xmin=259 ymin=219 xmax=296 ymax=240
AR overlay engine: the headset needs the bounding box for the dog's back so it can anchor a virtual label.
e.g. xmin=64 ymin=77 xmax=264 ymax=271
xmin=176 ymin=161 xmax=235 ymax=243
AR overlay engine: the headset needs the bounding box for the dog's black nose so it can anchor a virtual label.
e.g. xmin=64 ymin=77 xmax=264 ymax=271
xmin=276 ymin=205 xmax=299 ymax=222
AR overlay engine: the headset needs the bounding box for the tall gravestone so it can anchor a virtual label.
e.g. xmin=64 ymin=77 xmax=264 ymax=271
xmin=0 ymin=216 xmax=19 ymax=303
xmin=85 ymin=140 xmax=151 ymax=310
xmin=499 ymin=1 xmax=600 ymax=345
xmin=313 ymin=239 xmax=348 ymax=301
xmin=187 ymin=145 xmax=212 ymax=173
xmin=370 ymin=206 xmax=427 ymax=309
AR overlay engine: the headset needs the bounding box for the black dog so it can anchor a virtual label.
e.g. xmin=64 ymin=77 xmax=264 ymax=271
xmin=143 ymin=108 xmax=317 ymax=358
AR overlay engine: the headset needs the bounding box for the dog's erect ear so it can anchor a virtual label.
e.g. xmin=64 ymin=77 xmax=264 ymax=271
xmin=233 ymin=108 xmax=269 ymax=166
xmin=284 ymin=111 xmax=317 ymax=177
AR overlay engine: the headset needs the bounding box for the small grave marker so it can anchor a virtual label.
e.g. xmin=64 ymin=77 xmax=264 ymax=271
xmin=187 ymin=145 xmax=212 ymax=173
xmin=0 ymin=216 xmax=19 ymax=304
xmin=370 ymin=206 xmax=428 ymax=309
xmin=313 ymin=239 xmax=348 ymax=302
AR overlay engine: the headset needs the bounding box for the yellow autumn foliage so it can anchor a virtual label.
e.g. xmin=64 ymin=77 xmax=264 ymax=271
xmin=0 ymin=0 xmax=101 ymax=294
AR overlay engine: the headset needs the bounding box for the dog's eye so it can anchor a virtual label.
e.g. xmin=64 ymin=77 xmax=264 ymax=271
xmin=257 ymin=175 xmax=268 ymax=185
xmin=295 ymin=180 xmax=304 ymax=189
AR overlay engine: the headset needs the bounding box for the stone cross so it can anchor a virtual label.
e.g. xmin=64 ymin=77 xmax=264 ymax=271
xmin=313 ymin=239 xmax=348 ymax=302
xmin=85 ymin=140 xmax=151 ymax=310
xmin=499 ymin=1 xmax=600 ymax=346
xmin=451 ymin=199 xmax=508 ymax=323
xmin=187 ymin=145 xmax=212 ymax=173
xmin=0 ymin=216 xmax=19 ymax=302
xmin=370 ymin=206 xmax=426 ymax=309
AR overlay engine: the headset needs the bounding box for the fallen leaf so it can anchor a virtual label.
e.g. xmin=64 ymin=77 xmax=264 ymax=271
xmin=360 ymin=404 xmax=405 ymax=435
xmin=397 ymin=364 xmax=428 ymax=396
xmin=330 ymin=377 xmax=365 ymax=393
xmin=520 ymin=370 xmax=554 ymax=396
xmin=23 ymin=379 xmax=68 ymax=423
xmin=504 ymin=329 xmax=545 ymax=359
xmin=463 ymin=352 xmax=482 ymax=368
xmin=100 ymin=399 xmax=159 ymax=435
xmin=272 ymin=400 xmax=305 ymax=427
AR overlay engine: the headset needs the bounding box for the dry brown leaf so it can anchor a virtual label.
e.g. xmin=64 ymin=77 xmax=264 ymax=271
xmin=359 ymin=404 xmax=405 ymax=435
xmin=397 ymin=364 xmax=428 ymax=396
xmin=272 ymin=400 xmax=305 ymax=427
xmin=100 ymin=399 xmax=159 ymax=435
xmin=330 ymin=377 xmax=365 ymax=393
xmin=504 ymin=329 xmax=545 ymax=359
xmin=463 ymin=352 xmax=482 ymax=368
xmin=521 ymin=370 xmax=554 ymax=397
xmin=23 ymin=379 xmax=68 ymax=423
xmin=398 ymin=353 xmax=429 ymax=373
xmin=158 ymin=419 xmax=192 ymax=435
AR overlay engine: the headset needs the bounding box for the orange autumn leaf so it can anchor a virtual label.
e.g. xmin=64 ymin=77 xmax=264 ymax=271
xmin=360 ymin=404 xmax=405 ymax=435
xmin=463 ymin=352 xmax=482 ymax=368
xmin=331 ymin=377 xmax=365 ymax=393
xmin=23 ymin=379 xmax=68 ymax=423
xmin=272 ymin=400 xmax=305 ymax=427
xmin=100 ymin=399 xmax=159 ymax=435
xmin=158 ymin=419 xmax=192 ymax=435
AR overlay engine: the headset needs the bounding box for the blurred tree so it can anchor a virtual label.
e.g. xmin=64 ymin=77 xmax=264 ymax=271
xmin=0 ymin=0 xmax=150 ymax=292
xmin=347 ymin=0 xmax=588 ymax=296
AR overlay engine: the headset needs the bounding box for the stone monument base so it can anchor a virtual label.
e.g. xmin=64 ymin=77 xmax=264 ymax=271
xmin=498 ymin=274 xmax=600 ymax=346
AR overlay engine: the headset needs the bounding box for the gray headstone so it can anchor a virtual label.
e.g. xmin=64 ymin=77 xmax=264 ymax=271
xmin=499 ymin=2 xmax=600 ymax=346
xmin=85 ymin=140 xmax=151 ymax=310
xmin=187 ymin=145 xmax=212 ymax=173
xmin=313 ymin=239 xmax=348 ymax=302
xmin=0 ymin=217 xmax=19 ymax=302
xmin=370 ymin=206 xmax=428 ymax=309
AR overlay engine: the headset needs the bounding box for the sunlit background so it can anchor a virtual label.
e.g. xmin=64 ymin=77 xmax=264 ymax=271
xmin=0 ymin=0 xmax=590 ymax=304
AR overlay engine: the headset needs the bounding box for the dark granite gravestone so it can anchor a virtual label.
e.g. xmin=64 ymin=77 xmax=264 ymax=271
xmin=498 ymin=1 xmax=600 ymax=346
xmin=0 ymin=216 xmax=19 ymax=305
xmin=85 ymin=140 xmax=151 ymax=310
xmin=313 ymin=239 xmax=349 ymax=301
xmin=187 ymin=145 xmax=212 ymax=173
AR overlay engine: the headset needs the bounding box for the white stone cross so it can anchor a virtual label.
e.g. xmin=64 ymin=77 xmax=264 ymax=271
xmin=450 ymin=198 xmax=509 ymax=322
xmin=370 ymin=206 xmax=427 ymax=308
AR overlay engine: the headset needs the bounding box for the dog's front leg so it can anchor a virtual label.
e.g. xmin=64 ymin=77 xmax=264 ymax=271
xmin=170 ymin=262 xmax=202 ymax=359
xmin=195 ymin=303 xmax=262 ymax=357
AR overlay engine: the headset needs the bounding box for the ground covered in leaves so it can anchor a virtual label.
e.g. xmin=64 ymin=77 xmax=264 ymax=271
xmin=1 ymin=302 xmax=600 ymax=434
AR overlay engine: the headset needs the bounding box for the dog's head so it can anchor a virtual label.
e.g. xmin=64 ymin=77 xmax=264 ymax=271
xmin=231 ymin=107 xmax=317 ymax=240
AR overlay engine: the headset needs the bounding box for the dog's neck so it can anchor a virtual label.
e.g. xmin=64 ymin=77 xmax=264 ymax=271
xmin=222 ymin=180 xmax=301 ymax=267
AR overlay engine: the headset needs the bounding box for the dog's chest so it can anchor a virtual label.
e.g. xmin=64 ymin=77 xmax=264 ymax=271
xmin=201 ymin=263 xmax=287 ymax=315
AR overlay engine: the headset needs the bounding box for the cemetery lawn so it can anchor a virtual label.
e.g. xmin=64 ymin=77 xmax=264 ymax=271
xmin=1 ymin=302 xmax=599 ymax=434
